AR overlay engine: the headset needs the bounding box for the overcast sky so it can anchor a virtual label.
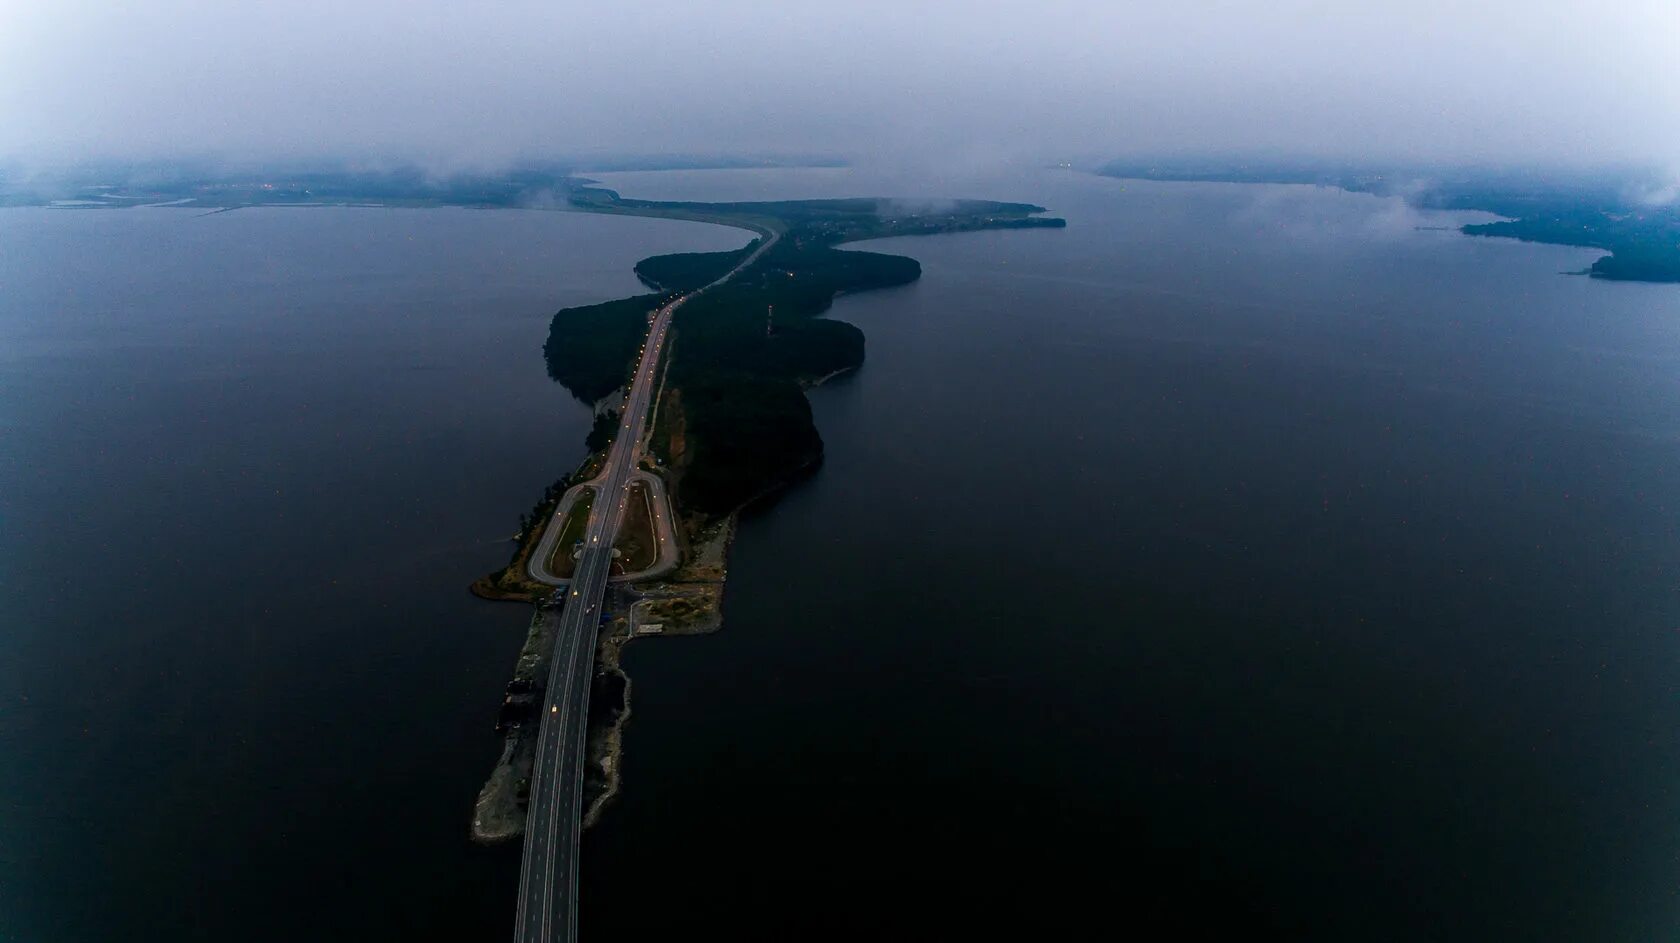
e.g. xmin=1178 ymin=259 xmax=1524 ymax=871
xmin=3 ymin=1 xmax=1676 ymax=173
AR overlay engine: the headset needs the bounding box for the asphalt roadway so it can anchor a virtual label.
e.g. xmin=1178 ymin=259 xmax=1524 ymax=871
xmin=513 ymin=228 xmax=776 ymax=943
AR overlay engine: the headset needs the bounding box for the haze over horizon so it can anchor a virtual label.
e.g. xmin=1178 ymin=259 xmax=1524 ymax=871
xmin=9 ymin=4 xmax=1680 ymax=942
xmin=3 ymin=1 xmax=1677 ymax=179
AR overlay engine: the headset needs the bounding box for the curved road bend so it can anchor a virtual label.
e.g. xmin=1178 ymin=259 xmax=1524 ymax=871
xmin=514 ymin=228 xmax=777 ymax=943
xmin=526 ymin=486 xmax=592 ymax=586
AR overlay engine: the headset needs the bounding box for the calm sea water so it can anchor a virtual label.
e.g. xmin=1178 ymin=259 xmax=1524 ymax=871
xmin=3 ymin=171 xmax=1678 ymax=941
xmin=0 ymin=206 xmax=746 ymax=942
xmin=583 ymin=169 xmax=1680 ymax=941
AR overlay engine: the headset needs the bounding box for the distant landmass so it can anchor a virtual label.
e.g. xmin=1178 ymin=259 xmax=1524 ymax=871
xmin=0 ymin=156 xmax=845 ymax=211
xmin=1097 ymin=159 xmax=1680 ymax=283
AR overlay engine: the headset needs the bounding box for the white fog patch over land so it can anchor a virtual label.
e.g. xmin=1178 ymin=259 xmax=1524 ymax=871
xmin=1 ymin=0 xmax=1676 ymax=173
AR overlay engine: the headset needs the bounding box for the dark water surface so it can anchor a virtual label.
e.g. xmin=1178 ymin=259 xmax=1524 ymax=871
xmin=4 ymin=171 xmax=1679 ymax=941
xmin=0 ymin=206 xmax=745 ymax=942
xmin=582 ymin=170 xmax=1680 ymax=941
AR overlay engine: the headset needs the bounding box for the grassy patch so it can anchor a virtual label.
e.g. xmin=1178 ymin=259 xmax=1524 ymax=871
xmin=545 ymin=488 xmax=595 ymax=579
xmin=611 ymin=482 xmax=659 ymax=575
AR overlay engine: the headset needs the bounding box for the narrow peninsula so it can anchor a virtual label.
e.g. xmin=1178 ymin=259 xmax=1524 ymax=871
xmin=470 ymin=184 xmax=1065 ymax=840
xmin=0 ymin=160 xmax=1066 ymax=839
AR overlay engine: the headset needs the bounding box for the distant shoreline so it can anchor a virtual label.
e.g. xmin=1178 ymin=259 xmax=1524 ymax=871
xmin=1092 ymin=164 xmax=1680 ymax=283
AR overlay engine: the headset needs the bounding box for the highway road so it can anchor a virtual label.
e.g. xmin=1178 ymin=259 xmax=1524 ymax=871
xmin=513 ymin=228 xmax=777 ymax=943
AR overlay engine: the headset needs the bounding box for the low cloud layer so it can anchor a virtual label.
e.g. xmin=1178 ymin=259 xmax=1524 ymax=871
xmin=3 ymin=1 xmax=1676 ymax=173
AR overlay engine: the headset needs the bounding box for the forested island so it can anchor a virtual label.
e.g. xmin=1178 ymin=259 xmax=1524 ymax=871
xmin=544 ymin=187 xmax=1065 ymax=516
xmin=1098 ymin=159 xmax=1680 ymax=283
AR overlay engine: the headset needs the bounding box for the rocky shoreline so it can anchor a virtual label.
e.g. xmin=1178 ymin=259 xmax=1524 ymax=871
xmin=470 ymin=515 xmax=735 ymax=844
